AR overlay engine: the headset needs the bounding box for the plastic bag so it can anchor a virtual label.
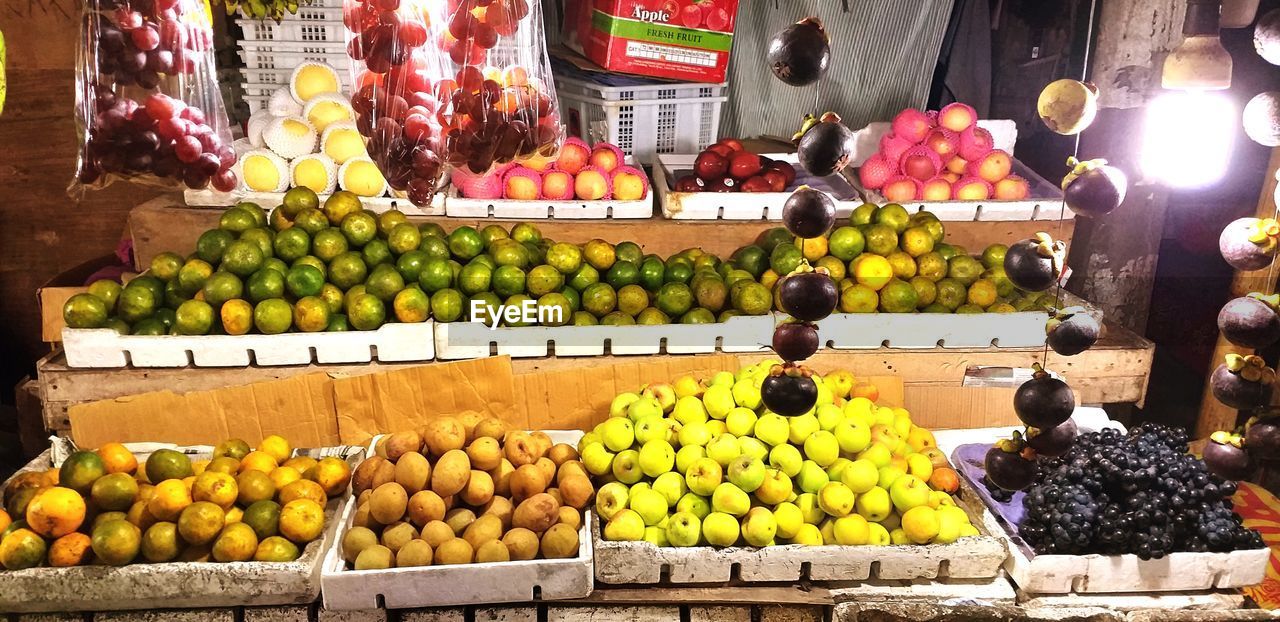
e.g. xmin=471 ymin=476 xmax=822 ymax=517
xmin=341 ymin=0 xmax=564 ymax=207
xmin=70 ymin=0 xmax=238 ymax=197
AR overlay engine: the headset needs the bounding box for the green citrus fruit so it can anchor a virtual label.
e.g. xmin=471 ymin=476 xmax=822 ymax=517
xmin=254 ymin=299 xmax=294 ymax=334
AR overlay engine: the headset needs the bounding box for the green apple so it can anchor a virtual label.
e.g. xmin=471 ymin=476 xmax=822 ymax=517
xmin=711 ymin=482 xmax=751 ymax=516
xmin=817 ymin=482 xmax=855 ymax=517
xmin=665 ymin=510 xmax=702 ymax=547
xmin=711 ymin=371 xmax=735 ymax=387
xmin=826 ymin=370 xmax=855 ymax=399
xmin=610 ymin=392 xmax=641 ymax=418
xmin=595 ymin=482 xmax=630 ymax=521
xmin=612 ymin=449 xmax=643 ymax=484
xmin=676 ymin=492 xmax=711 ymax=520
xmin=630 ymin=482 xmax=651 ymax=495
xmin=685 ymin=457 xmax=723 ymax=496
xmin=872 ymin=406 xmax=895 ymax=427
xmin=725 ymin=407 xmax=757 ymax=436
xmin=795 ymin=493 xmax=824 ymax=524
xmin=832 ymin=514 xmax=870 ymax=545
xmin=906 ymin=453 xmax=934 ymax=481
xmin=638 ymin=439 xmax=676 ymax=478
xmin=888 ymin=474 xmax=930 ymax=513
xmin=675 ymin=445 xmax=705 ymax=475
xmin=901 ymin=505 xmax=939 ymax=544
xmin=803 ymin=430 xmax=839 ymax=467
xmin=892 ymin=409 xmax=913 ymax=438
xmin=706 ymin=434 xmax=742 ymax=467
xmin=673 ymin=395 xmax=709 ymax=425
xmin=958 ymin=523 xmax=980 ymax=538
xmin=674 ymin=375 xmax=706 ymax=399
xmin=772 ymin=501 xmax=803 ymax=539
xmin=825 ymin=457 xmax=852 ymax=483
xmin=627 ymin=395 xmax=664 ymax=422
xmin=843 ymin=397 xmax=874 ymax=425
xmin=815 ymin=377 xmax=833 ymax=406
xmin=857 ymin=443 xmax=892 ymax=468
xmin=701 ymin=511 xmax=740 ymax=547
xmin=603 ymin=508 xmax=646 ymax=541
xmin=753 ymin=413 xmax=790 ymax=447
xmin=630 ymin=487 xmax=670 ymax=526
xmin=731 ymin=378 xmax=762 ymax=410
xmin=678 ymin=421 xmax=712 ymax=448
xmin=818 ymin=518 xmax=836 ymax=544
xmin=934 ymin=506 xmax=969 ymax=544
xmin=796 ymin=460 xmax=830 ymax=494
xmin=867 ymin=522 xmax=890 ymax=545
xmin=754 ymin=468 xmax=794 ymax=505
xmin=840 ymin=458 xmax=879 ymax=494
xmin=633 ymin=415 xmax=670 ymax=445
xmin=706 ymin=420 xmax=727 ymax=437
xmin=788 ymin=413 xmax=820 ymax=445
xmin=741 ymin=506 xmax=777 ymax=547
xmin=703 ymin=384 xmax=736 ymax=420
xmin=869 ymin=424 xmax=900 ymax=449
xmin=581 ymin=442 xmax=616 ymax=476
xmin=768 ymin=443 xmax=803 ymax=477
xmin=889 ymin=528 xmax=911 ymax=545
xmin=928 ymin=490 xmax=954 ymax=509
xmin=600 ymin=417 xmax=636 ymax=452
xmin=855 ymin=486 xmax=891 ymax=522
xmin=877 ymin=465 xmax=906 ymax=490
xmin=643 ymin=383 xmax=677 ymax=413
xmin=834 ymin=420 xmax=872 ymax=454
xmin=652 ymin=471 xmax=687 ymax=506
xmin=738 ymin=437 xmax=768 ymax=462
xmin=790 ymin=523 xmax=823 ymax=545
xmin=727 ymin=455 xmax=765 ymax=492
xmin=643 ymin=525 xmax=669 ymax=546
xmin=578 ymin=431 xmax=601 ymax=452
xmin=816 ymin=404 xmax=843 ymax=431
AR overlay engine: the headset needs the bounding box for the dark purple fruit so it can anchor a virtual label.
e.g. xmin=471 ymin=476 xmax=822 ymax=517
xmin=1242 ymin=92 xmax=1280 ymax=147
xmin=984 ymin=441 xmax=1038 ymax=491
xmin=767 ymin=17 xmax=830 ymax=87
xmin=1218 ymin=294 xmax=1280 ymax=349
xmin=1256 ymin=8 xmax=1280 ymax=65
xmin=781 ymin=186 xmax=836 ymax=238
xmin=796 ymin=113 xmax=855 ymax=177
xmin=1046 ymin=309 xmax=1100 ymax=356
xmin=1203 ymin=432 xmax=1253 ymax=481
xmin=761 ymin=366 xmax=819 ymax=417
xmin=1026 ymin=419 xmax=1077 ymax=457
xmin=778 ymin=272 xmax=838 ymax=322
xmin=1211 ymin=355 xmax=1275 ymax=411
xmin=1062 ymin=158 xmax=1127 ymax=217
xmin=1004 ymin=234 xmax=1064 ymax=293
xmin=772 ymin=322 xmax=819 ymax=362
xmin=1219 ymin=217 xmax=1279 ymax=271
xmin=1014 ymin=368 xmax=1075 ymax=429
xmin=1246 ymin=416 xmax=1280 ymax=461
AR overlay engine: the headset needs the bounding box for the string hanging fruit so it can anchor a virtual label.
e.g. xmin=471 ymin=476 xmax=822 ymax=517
xmin=1025 ymin=419 xmax=1077 ymax=458
xmin=984 ymin=433 xmax=1038 ymax=491
xmin=760 ymin=365 xmax=819 ymax=417
xmin=766 ymin=17 xmax=830 ymax=87
xmin=780 ymin=186 xmax=836 ymax=239
xmin=1202 ymin=430 xmax=1254 ymax=481
xmin=1003 ymin=233 xmax=1065 ymax=293
xmin=1062 ymin=158 xmax=1127 ymax=217
xmin=1013 ymin=364 xmax=1075 ymax=430
xmin=771 ymin=321 xmax=818 ymax=362
xmin=1045 ymin=307 xmax=1100 ymax=356
xmin=1036 ymin=80 xmax=1099 ymax=135
xmin=1211 ymin=354 xmax=1276 ymax=411
xmin=1219 ymin=217 xmax=1280 ymax=271
xmin=794 ymin=112 xmax=856 ymax=177
xmin=1217 ymin=293 xmax=1280 ymax=349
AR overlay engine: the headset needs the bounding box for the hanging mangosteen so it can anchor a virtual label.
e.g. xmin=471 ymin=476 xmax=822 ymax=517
xmin=1061 ymin=157 xmax=1127 ymax=217
xmin=761 ymin=363 xmax=819 ymax=417
xmin=1219 ymin=217 xmax=1280 ymax=271
xmin=1046 ymin=307 xmax=1101 ymax=356
xmin=1218 ymin=293 xmax=1280 ymax=349
xmin=1246 ymin=415 xmax=1280 ymax=461
xmin=1203 ymin=431 xmax=1254 ymax=481
xmin=794 ymin=112 xmax=856 ymax=177
xmin=766 ymin=17 xmax=830 ymax=87
xmin=1014 ymin=364 xmax=1075 ymax=429
xmin=1211 ymin=354 xmax=1276 ymax=410
xmin=1004 ymin=232 xmax=1065 ymax=293
xmin=778 ymin=267 xmax=838 ymax=322
xmin=781 ymin=186 xmax=837 ymax=238
xmin=772 ymin=321 xmax=819 ymax=362
xmin=1026 ymin=419 xmax=1078 ymax=457
xmin=984 ymin=433 xmax=1039 ymax=491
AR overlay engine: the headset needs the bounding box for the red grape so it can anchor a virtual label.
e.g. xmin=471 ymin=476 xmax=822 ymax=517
xmin=403 ymin=112 xmax=432 ymax=142
xmin=448 ymin=10 xmax=477 ymax=38
xmin=398 ymin=19 xmax=427 ymax=47
xmin=180 ymin=106 xmax=205 ymax=125
xmin=473 ymin=23 xmax=497 ymax=48
xmin=116 ymin=9 xmax=143 ymax=30
xmin=159 ymin=19 xmax=185 ymax=49
xmin=131 ymin=26 xmax=160 ymax=51
xmin=182 ymin=168 xmax=209 ymax=189
xmin=193 ymin=152 xmax=221 ymax=176
xmin=174 ymin=135 xmax=202 ymax=162
xmin=145 ymin=93 xmax=182 ymax=119
xmin=211 ymin=169 xmax=238 ymax=192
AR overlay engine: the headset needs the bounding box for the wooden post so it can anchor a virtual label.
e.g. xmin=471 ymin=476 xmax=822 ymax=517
xmin=1195 ymin=147 xmax=1280 ymax=439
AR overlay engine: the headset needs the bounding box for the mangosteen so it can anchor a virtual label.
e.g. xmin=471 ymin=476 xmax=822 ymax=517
xmin=1046 ymin=307 xmax=1101 ymax=356
xmin=984 ymin=436 xmax=1039 ymax=491
xmin=772 ymin=321 xmax=819 ymax=363
xmin=1014 ymin=366 xmax=1075 ymax=429
xmin=795 ymin=112 xmax=855 ymax=177
xmin=1061 ymin=157 xmax=1127 ymax=217
xmin=1218 ymin=293 xmax=1280 ymax=349
xmin=1203 ymin=431 xmax=1254 ymax=481
xmin=1246 ymin=415 xmax=1280 ymax=461
xmin=1219 ymin=217 xmax=1280 ymax=271
xmin=1242 ymin=92 xmax=1280 ymax=148
xmin=1211 ymin=354 xmax=1276 ymax=411
xmin=1003 ymin=233 xmax=1064 ymax=293
xmin=781 ymin=186 xmax=837 ymax=238
xmin=766 ymin=17 xmax=830 ymax=87
xmin=1255 ymin=8 xmax=1280 ymax=65
xmin=761 ymin=364 xmax=819 ymax=417
xmin=778 ymin=270 xmax=838 ymax=322
xmin=1026 ymin=419 xmax=1078 ymax=457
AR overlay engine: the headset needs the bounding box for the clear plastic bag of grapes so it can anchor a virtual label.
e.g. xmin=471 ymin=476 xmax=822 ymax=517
xmin=69 ymin=0 xmax=238 ymax=197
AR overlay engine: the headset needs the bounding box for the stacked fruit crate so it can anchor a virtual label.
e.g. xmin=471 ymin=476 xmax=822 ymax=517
xmin=235 ymin=0 xmax=354 ymax=114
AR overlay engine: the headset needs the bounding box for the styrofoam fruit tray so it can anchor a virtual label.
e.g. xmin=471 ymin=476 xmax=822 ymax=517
xmin=184 ymin=188 xmax=447 ymax=216
xmin=321 ymin=431 xmax=592 ymax=609
xmin=655 ymin=153 xmax=862 ymax=220
xmin=62 ymin=321 xmax=434 ymax=369
xmin=591 ymin=475 xmax=1006 ymax=585
xmin=444 ymin=157 xmax=652 ymax=219
xmin=0 ymin=438 xmax=364 ymax=613
xmin=951 ymin=437 xmax=1271 ymax=594
xmin=432 ymin=314 xmax=774 ymax=360
xmin=816 ymin=310 xmax=1046 ymax=349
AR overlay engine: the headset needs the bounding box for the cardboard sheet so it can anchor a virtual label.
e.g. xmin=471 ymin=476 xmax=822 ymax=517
xmin=905 ymin=386 xmax=1022 ymax=429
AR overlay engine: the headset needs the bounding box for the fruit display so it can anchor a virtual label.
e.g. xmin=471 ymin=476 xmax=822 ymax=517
xmin=338 ymin=418 xmax=589 ymax=568
xmin=794 ymin=112 xmax=856 ymax=178
xmin=671 ymin=138 xmax=798 ymax=194
xmin=589 ymin=363 xmax=981 ymax=548
xmin=1036 ymin=79 xmax=1099 ymax=136
xmin=73 ymin=0 xmax=238 ymax=193
xmin=454 ymin=138 xmax=648 ymax=202
xmin=1060 ymin=157 xmax=1127 ymax=217
xmin=1219 ymin=217 xmax=1280 ymax=271
xmin=766 ymin=17 xmax=830 ymax=87
xmin=858 ymin=105 xmax=1028 ymax=203
xmin=222 ymin=0 xmax=299 ymax=22
xmin=1210 ymin=354 xmax=1275 ymax=411
xmin=0 ymin=436 xmax=351 ymax=570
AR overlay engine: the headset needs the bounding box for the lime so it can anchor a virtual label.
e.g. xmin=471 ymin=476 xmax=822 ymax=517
xmin=376 ymin=210 xmax=408 ymax=237
xmin=281 ymin=187 xmax=319 ymax=217
xmin=909 ymin=212 xmax=946 ymax=243
xmin=219 ymin=207 xmax=258 ymax=234
xmin=849 ymin=203 xmax=876 ymax=226
xmin=468 ymin=254 xmax=497 ymax=271
xmin=362 ymin=239 xmax=393 ymax=267
xmin=916 ymin=252 xmax=948 ymax=281
xmin=988 ymin=302 xmax=1016 ymax=313
xmin=395 ymin=250 xmax=429 ymax=283
xmin=862 ymin=224 xmax=898 ymax=256
xmin=601 ymin=311 xmax=635 ymax=325
xmin=87 ymin=279 xmax=123 ymax=312
xmin=947 ymin=255 xmax=984 ymax=286
xmin=220 ymin=241 xmax=264 ymax=278
xmin=419 ymin=235 xmax=451 ymax=261
xmin=692 ymin=276 xmax=728 ymax=312
xmin=757 ymin=227 xmax=794 ymax=253
xmin=221 ymin=299 xmax=254 ymax=335
xmin=285 ymin=265 xmax=325 ymax=298
xmin=511 ymin=222 xmax=542 ymax=244
xmin=885 ymin=250 xmax=917 ymax=279
xmin=815 ymin=256 xmax=846 ymax=282
xmin=572 ymin=311 xmax=598 ymax=326
xmin=287 ymin=296 xmax=328 ymax=332
xmin=853 ymin=255 xmax=893 ymax=291
xmin=154 ymin=307 xmax=177 ymax=329
xmin=175 ymin=300 xmax=215 ymax=335
xmin=636 ymin=257 xmax=666 ymax=292
xmin=489 ymin=239 xmax=529 ymax=269
xmin=730 ymin=281 xmax=772 ymax=315
xmin=537 ymin=293 xmax=572 ymax=326
xmin=583 ymin=239 xmax=616 ymax=271
xmin=878 ymin=279 xmax=918 ymax=312
xmin=239 ymin=228 xmax=275 ymax=259
xmin=344 ymin=285 xmax=367 ymax=315
xmin=615 ymin=241 xmax=643 ymax=266
xmin=447 ymin=227 xmax=484 ymax=260
xmin=480 ymin=224 xmax=509 ymax=248
xmin=198 ymin=272 xmax=240 ymax=307
xmin=164 ymin=279 xmax=191 ymax=308
xmin=955 ymin=304 xmax=984 ymax=314
xmin=323 ymin=191 xmax=364 ymax=226
xmin=311 ymin=228 xmax=349 ymax=263
xmin=901 ymin=226 xmax=935 ymax=257
xmin=320 ymin=283 xmax=344 ymax=314
xmin=523 ymin=241 xmax=546 ymax=265
xmin=293 ymin=208 xmax=330 ymax=235
xmin=605 ymin=260 xmax=640 ymax=289
xmin=458 ymin=263 xmax=492 ymax=296
xmin=967 ymin=279 xmax=998 ymax=307
xmin=984 ymin=266 xmax=1016 ymax=298
xmin=923 ymin=303 xmax=950 ymax=313
xmin=581 ymin=282 xmax=617 ymax=317
xmin=981 ymin=244 xmax=1008 ymax=269
xmin=827 ymin=227 xmax=865 ymax=261
xmin=132 ymin=318 xmax=167 ymax=335
xmin=839 ymin=283 xmax=879 ymax=313
xmin=468 ymin=292 xmax=501 ymax=325
xmin=935 ymin=278 xmax=966 ymax=310
xmin=909 ymin=276 xmax=938 ymax=308
xmin=388 ymin=223 xmax=421 ymax=256
xmin=365 ymin=264 xmax=406 ymax=301
xmin=117 ymin=284 xmax=158 ymax=323
xmin=262 ymin=258 xmax=288 ymax=276
xmin=769 ymin=243 xmax=802 ymax=276
xmin=329 ymin=252 xmax=369 ymax=290
xmin=419 ymin=222 xmax=447 ymax=239
xmin=527 ymin=265 xmax=565 ymax=297
xmin=636 ymin=307 xmax=670 ymax=325
xmin=430 ymin=289 xmax=464 ymax=322
xmin=177 ymin=260 xmax=215 ymax=295
xmin=195 ymin=229 xmax=235 ymax=264
xmin=546 ymin=242 xmax=583 ymax=274
xmin=273 ymin=228 xmax=311 ymax=263
xmin=935 ymin=243 xmax=959 ymax=261
xmin=682 ymin=308 xmax=715 ymax=324
xmin=418 ymin=258 xmax=454 ymax=293
xmin=730 ymin=245 xmax=767 ymax=278
xmin=617 ymin=284 xmax=649 ymax=317
xmin=492 ymin=265 xmax=526 ymax=298
xmin=560 ymin=284 xmax=580 ymax=311
xmin=340 ymin=211 xmax=378 ymax=248
xmin=347 ymin=294 xmax=386 ymax=330
xmin=327 ymin=314 xmax=350 ymax=331
xmin=63 ymin=293 xmax=109 ymax=328
xmin=655 ymin=282 xmax=694 ymax=317
xmin=501 ymin=294 xmax=533 ymax=326
xmin=798 ymin=236 xmax=828 ymax=262
xmin=149 ymin=252 xmax=183 ymax=282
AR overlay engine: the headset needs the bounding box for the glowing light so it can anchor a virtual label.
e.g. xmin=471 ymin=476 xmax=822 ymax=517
xmin=1142 ymin=90 xmax=1235 ymax=188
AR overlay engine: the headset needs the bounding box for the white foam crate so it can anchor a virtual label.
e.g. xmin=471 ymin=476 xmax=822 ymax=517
xmin=816 ymin=310 xmax=1047 ymax=349
xmin=236 ymin=10 xmax=345 ymax=43
xmin=320 ymin=430 xmax=593 ymax=609
xmin=655 ymin=153 xmax=861 ymax=220
xmin=554 ymin=72 xmax=726 ymax=166
xmin=444 ymin=156 xmax=652 ymax=219
xmin=591 ymin=476 xmax=1006 ymax=585
xmin=183 ymin=188 xmax=447 ymax=216
xmin=433 ymin=314 xmax=774 ymax=360
xmin=61 ymin=321 xmax=434 ymax=368
xmin=0 ymin=439 xmax=364 ymax=613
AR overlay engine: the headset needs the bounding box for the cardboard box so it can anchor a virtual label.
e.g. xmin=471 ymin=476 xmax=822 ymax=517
xmin=561 ymin=0 xmax=738 ymax=83
xmin=38 ymin=254 xmax=125 ymax=343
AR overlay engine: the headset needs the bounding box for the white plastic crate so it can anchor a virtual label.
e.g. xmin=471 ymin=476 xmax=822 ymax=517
xmin=238 ymin=44 xmax=350 ymax=74
xmin=554 ymin=71 xmax=726 ymax=166
xmin=237 ymin=8 xmax=345 ymax=43
xmin=240 ymin=66 xmax=354 ymax=90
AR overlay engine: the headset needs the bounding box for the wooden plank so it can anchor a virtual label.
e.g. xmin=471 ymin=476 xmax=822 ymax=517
xmin=1196 ymin=147 xmax=1280 ymax=439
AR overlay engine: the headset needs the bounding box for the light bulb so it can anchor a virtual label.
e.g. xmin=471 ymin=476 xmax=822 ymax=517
xmin=1141 ymin=90 xmax=1235 ymax=188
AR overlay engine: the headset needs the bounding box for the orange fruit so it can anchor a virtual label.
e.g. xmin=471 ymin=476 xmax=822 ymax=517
xmin=269 ymin=466 xmax=303 ymax=491
xmin=97 ymin=443 xmax=139 ymax=475
xmin=239 ymin=451 xmax=279 ymax=474
xmin=48 ymin=532 xmax=93 ymax=567
xmin=147 ymin=480 xmax=193 ymax=522
xmin=26 ymin=487 xmax=86 ymax=538
xmin=0 ymin=509 xmax=11 ymax=534
xmin=192 ymin=471 xmax=239 ymax=510
xmin=0 ymin=528 xmax=47 ymax=570
xmin=308 ymin=457 xmax=353 ymax=497
xmin=236 ymin=471 xmax=277 ymax=506
xmin=278 ymin=499 xmax=325 ymax=544
xmin=258 ymin=435 xmax=292 ymax=464
xmin=278 ymin=479 xmax=327 ymax=506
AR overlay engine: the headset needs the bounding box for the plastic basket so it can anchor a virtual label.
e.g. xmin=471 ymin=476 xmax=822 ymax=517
xmin=237 ymin=44 xmax=350 ymax=72
xmin=239 ymin=66 xmax=354 ymax=90
xmin=552 ymin=62 xmax=725 ymax=165
xmin=236 ymin=8 xmax=345 ymax=43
